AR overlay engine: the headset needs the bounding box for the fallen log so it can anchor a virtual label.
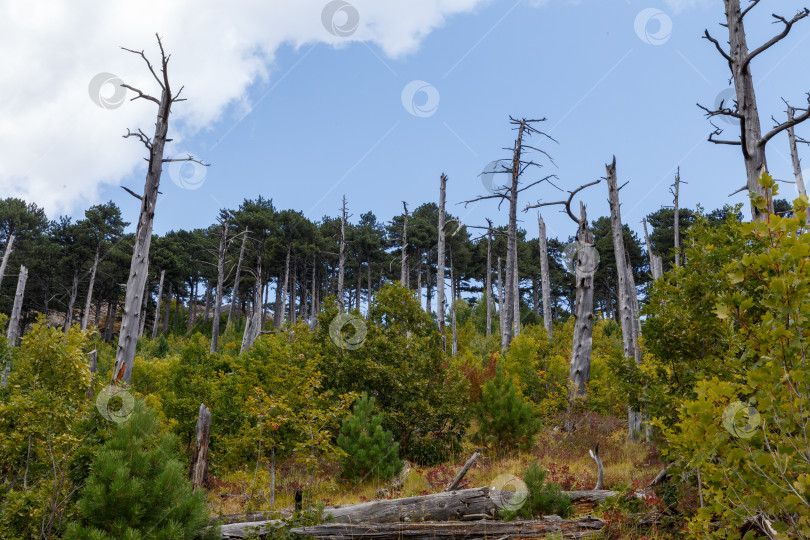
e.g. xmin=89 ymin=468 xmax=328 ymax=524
xmin=290 ymin=516 xmax=605 ymax=539
xmin=446 ymin=451 xmax=481 ymax=491
xmin=218 ymin=488 xmax=633 ymax=537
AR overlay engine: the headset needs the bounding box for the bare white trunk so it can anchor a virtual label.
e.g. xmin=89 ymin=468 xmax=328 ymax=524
xmin=537 ymin=214 xmax=553 ymax=338
xmin=151 ymin=270 xmax=165 ymax=339
xmin=211 ymin=219 xmax=227 ymax=352
xmin=788 ymin=106 xmax=807 ymax=200
xmin=450 ymin=251 xmax=457 ymax=356
xmin=437 ymin=175 xmax=447 ymax=351
xmin=81 ymin=246 xmax=100 ymax=331
xmin=673 ymin=169 xmax=681 ymax=267
xmin=485 ymin=222 xmax=493 ymax=337
xmin=228 ymin=228 xmax=248 ymax=329
xmin=568 ymin=203 xmax=596 ymax=414
xmin=0 ymin=234 xmax=15 ymax=293
xmin=498 ymin=256 xmax=505 ymax=341
xmin=63 ymin=270 xmax=79 ymax=333
xmin=339 ymin=196 xmax=347 ymax=312
xmin=400 ymin=201 xmax=409 ymax=288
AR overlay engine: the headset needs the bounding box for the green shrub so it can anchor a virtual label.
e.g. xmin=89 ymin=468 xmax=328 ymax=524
xmin=473 ymin=365 xmax=541 ymax=453
xmin=337 ymin=393 xmax=403 ymax=482
xmin=65 ymin=400 xmax=218 ymax=540
xmin=500 ymin=463 xmax=572 ymax=520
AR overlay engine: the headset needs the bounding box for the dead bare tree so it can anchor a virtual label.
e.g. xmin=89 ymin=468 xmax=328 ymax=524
xmin=0 ymin=234 xmax=15 ymax=293
xmin=339 ymin=196 xmax=348 ymax=313
xmin=700 ymin=1 xmax=810 ymax=220
xmin=2 ymin=265 xmax=27 ymax=387
xmin=537 ymin=213 xmax=552 ymax=338
xmin=605 ymin=158 xmax=643 ymax=439
xmin=527 ymin=180 xmax=599 ymax=424
xmin=151 ymin=269 xmax=165 ymax=338
xmin=81 ymin=247 xmax=99 ymax=331
xmin=400 ymin=201 xmax=409 ymax=288
xmin=788 ymin=105 xmax=808 ymax=201
xmin=437 ymin=176 xmax=447 ymax=351
xmin=210 ymin=214 xmax=229 ymax=353
xmin=464 ymin=117 xmax=556 ymax=349
xmin=111 ymin=35 xmax=208 ymax=385
xmin=485 ymin=219 xmax=493 ymax=337
xmin=642 ymin=218 xmax=663 ymax=279
xmin=228 ymin=228 xmax=249 ymax=329
xmin=63 ymin=270 xmax=79 ymax=333
xmin=670 ymin=169 xmax=684 ymax=267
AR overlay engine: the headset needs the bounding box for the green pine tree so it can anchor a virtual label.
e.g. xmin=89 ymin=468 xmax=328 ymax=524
xmin=337 ymin=394 xmax=403 ymax=482
xmin=65 ymin=400 xmax=218 ymax=540
xmin=473 ymin=365 xmax=541 ymax=453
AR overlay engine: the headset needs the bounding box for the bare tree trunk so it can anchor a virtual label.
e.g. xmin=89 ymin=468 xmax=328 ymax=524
xmin=281 ymin=245 xmax=291 ymax=325
xmin=498 ymin=256 xmax=505 ymax=341
xmin=105 ymin=301 xmax=118 ymax=343
xmin=162 ymin=282 xmax=172 ymax=333
xmin=241 ymin=253 xmax=263 ymax=353
xmin=86 ymin=349 xmax=97 ymax=398
xmin=0 ymin=234 xmax=15 ymax=293
xmin=189 ymin=404 xmax=211 ymax=491
xmin=416 ymin=258 xmax=422 ymax=305
xmin=485 ymin=222 xmax=493 ymax=337
xmin=311 ymin=255 xmax=318 ymax=329
xmin=203 ymin=283 xmax=212 ymax=323
xmin=366 ymin=257 xmax=372 ymax=316
xmin=673 ymin=169 xmax=681 ymax=267
xmin=211 ymin=219 xmax=227 ymax=353
xmin=262 ymin=279 xmax=269 ymax=329
xmin=355 ymin=264 xmax=361 ymax=312
xmin=788 ymin=106 xmax=807 ymax=202
xmin=568 ymin=203 xmax=596 ymax=418
xmin=503 ymin=123 xmax=528 ymax=350
xmin=187 ymin=278 xmax=197 ymax=330
xmin=450 ymin=251 xmax=457 ymax=356
xmin=81 ymin=246 xmax=100 ymax=331
xmin=228 ymin=228 xmax=248 ymax=330
xmin=537 ymin=214 xmax=553 ymax=338
xmin=113 ymin=36 xmax=195 ymax=385
xmin=290 ymin=260 xmax=297 ymax=322
xmin=425 ymin=249 xmax=432 ymax=314
xmin=606 ymin=159 xmax=643 ymax=439
xmin=400 ymin=201 xmax=409 ymax=288
xmin=437 ymin=175 xmax=447 ymax=351
xmin=642 ymin=218 xmax=663 ymax=279
xmin=2 ymin=266 xmax=26 ymax=386
xmin=512 ymin=256 xmax=520 ymax=338
xmin=339 ymin=196 xmax=347 ymax=312
xmin=63 ymin=270 xmax=79 ymax=333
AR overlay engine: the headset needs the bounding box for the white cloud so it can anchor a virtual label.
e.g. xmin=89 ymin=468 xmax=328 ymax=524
xmin=0 ymin=0 xmax=487 ymax=215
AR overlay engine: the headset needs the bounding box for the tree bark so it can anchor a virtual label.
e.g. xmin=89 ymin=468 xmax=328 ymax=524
xmin=228 ymin=228 xmax=248 ymax=330
xmin=339 ymin=196 xmax=347 ymax=312
xmin=211 ymin=219 xmax=227 ymax=353
xmin=485 ymin=222 xmax=492 ymax=337
xmin=203 ymin=283 xmax=212 ymax=323
xmin=163 ymin=281 xmax=172 ymax=333
xmin=446 ymin=452 xmax=480 ymax=491
xmin=437 ymin=175 xmax=447 ymax=351
xmin=537 ymin=213 xmax=553 ymax=338
xmin=0 ymin=234 xmax=15 ymax=294
xmin=138 ymin=281 xmax=149 ymax=338
xmin=673 ymin=169 xmax=681 ymax=267
xmin=189 ymin=404 xmax=211 ymax=490
xmin=400 ymin=201 xmax=409 ymax=288
xmin=568 ymin=203 xmax=596 ymax=416
xmin=788 ymin=106 xmax=807 ymax=203
xmin=81 ymin=246 xmax=100 ymax=331
xmin=606 ymin=159 xmax=643 ymax=438
xmin=6 ymin=265 xmax=27 ymax=350
xmin=63 ymin=270 xmax=79 ymax=333
xmin=113 ymin=37 xmax=189 ymax=385
xmin=425 ymin=248 xmax=432 ymax=314
xmin=497 ymin=256 xmax=505 ymax=340
xmin=450 ymin=251 xmax=457 ymax=356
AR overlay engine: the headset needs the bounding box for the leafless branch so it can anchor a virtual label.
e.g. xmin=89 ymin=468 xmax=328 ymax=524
xmin=123 ymin=128 xmax=152 ymax=149
xmin=729 ymin=184 xmax=749 ymax=196
xmin=740 ymin=0 xmax=762 ymax=20
xmin=743 ymin=10 xmax=810 ymax=71
xmin=698 ymin=101 xmax=743 ymax=119
xmin=121 ymin=186 xmax=143 ymax=201
xmin=120 ymin=45 xmax=164 ymax=89
xmin=760 ymin=94 xmax=810 ymax=147
xmin=708 ymin=126 xmax=743 ymax=145
xmin=524 ymin=178 xmax=601 ymax=224
xmin=162 ymin=154 xmax=210 ymax=167
xmin=703 ymin=29 xmax=732 ymax=63
xmin=119 ymin=83 xmax=160 ymax=105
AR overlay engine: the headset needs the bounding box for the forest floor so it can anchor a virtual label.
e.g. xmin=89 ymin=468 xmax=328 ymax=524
xmin=206 ymin=413 xmax=677 ymax=537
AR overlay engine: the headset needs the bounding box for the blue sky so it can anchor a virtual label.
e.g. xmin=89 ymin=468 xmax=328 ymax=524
xmin=6 ymin=0 xmax=810 ymax=243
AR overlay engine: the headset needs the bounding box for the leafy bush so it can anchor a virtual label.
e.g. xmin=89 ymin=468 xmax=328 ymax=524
xmin=500 ymin=463 xmax=572 ymax=520
xmin=65 ymin=400 xmax=218 ymax=540
xmin=337 ymin=393 xmax=402 ymax=482
xmin=473 ymin=365 xmax=541 ymax=453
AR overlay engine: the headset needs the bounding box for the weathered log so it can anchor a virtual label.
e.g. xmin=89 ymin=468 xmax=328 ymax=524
xmin=446 ymin=451 xmax=480 ymax=491
xmin=290 ymin=516 xmax=605 ymax=539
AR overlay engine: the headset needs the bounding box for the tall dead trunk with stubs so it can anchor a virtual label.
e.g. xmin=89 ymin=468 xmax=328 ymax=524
xmin=703 ymin=1 xmax=810 ymax=220
xmin=485 ymin=220 xmax=493 ymax=337
xmin=81 ymin=246 xmax=100 ymax=331
xmin=498 ymin=257 xmax=505 ymax=339
xmin=400 ymin=201 xmax=409 ymax=289
xmin=568 ymin=203 xmax=597 ymax=414
xmin=64 ymin=270 xmax=79 ymax=333
xmin=437 ymin=175 xmax=447 ymax=352
xmin=0 ymin=234 xmax=15 ymax=293
xmin=151 ymin=270 xmax=165 ymax=338
xmin=338 ymin=196 xmax=347 ymax=313
xmin=229 ymin=228 xmax=248 ymax=330
xmin=537 ymin=213 xmax=553 ymax=338
xmin=2 ymin=265 xmax=27 ymax=387
xmin=788 ymin=106 xmax=808 ymax=204
xmin=211 ymin=217 xmax=228 ymax=353
xmin=642 ymin=218 xmax=663 ymax=279
xmin=606 ymin=158 xmax=643 ymax=439
xmin=450 ymin=251 xmax=457 ymax=356
xmin=113 ymin=35 xmax=206 ymax=385
xmin=189 ymin=404 xmax=211 ymax=491
xmin=672 ymin=169 xmax=681 ymax=267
